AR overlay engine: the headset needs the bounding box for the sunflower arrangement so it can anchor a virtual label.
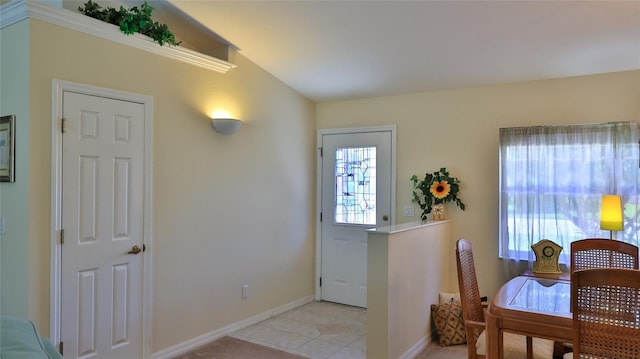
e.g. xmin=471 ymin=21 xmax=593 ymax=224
xmin=411 ymin=167 xmax=466 ymax=220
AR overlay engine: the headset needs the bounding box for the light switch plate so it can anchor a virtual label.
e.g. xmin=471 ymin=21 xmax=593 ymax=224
xmin=403 ymin=205 xmax=414 ymax=217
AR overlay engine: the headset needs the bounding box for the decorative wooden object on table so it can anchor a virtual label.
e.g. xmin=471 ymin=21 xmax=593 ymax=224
xmin=531 ymin=239 xmax=563 ymax=274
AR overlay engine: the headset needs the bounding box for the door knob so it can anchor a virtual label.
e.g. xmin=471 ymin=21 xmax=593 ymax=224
xmin=127 ymin=245 xmax=142 ymax=255
xmin=382 ymin=215 xmax=389 ymax=221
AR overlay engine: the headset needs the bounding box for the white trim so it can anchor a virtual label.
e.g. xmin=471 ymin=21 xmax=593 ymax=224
xmin=314 ymin=125 xmax=397 ymax=302
xmin=49 ymin=77 xmax=63 ymax=349
xmin=50 ymin=79 xmax=154 ymax=358
xmin=315 ymin=135 xmax=322 ymax=301
xmin=0 ymin=0 xmax=237 ymax=74
xmin=399 ymin=335 xmax=430 ymax=359
xmin=150 ymin=296 xmax=314 ymax=359
xmin=142 ymin=89 xmax=155 ymax=359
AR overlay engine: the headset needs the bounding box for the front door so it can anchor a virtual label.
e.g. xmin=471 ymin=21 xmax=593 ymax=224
xmin=60 ymin=91 xmax=146 ymax=358
xmin=319 ymin=127 xmax=394 ymax=308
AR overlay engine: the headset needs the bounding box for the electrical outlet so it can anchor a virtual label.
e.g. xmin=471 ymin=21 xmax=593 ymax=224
xmin=241 ymin=284 xmax=248 ymax=299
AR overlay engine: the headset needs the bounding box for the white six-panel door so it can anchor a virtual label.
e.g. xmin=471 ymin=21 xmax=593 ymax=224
xmin=60 ymin=91 xmax=145 ymax=359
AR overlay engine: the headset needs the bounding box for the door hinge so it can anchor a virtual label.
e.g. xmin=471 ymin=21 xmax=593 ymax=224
xmin=320 ymin=212 xmax=322 ymax=222
xmin=319 ymin=147 xmax=323 ymax=157
xmin=319 ymin=277 xmax=322 ymax=287
xmin=60 ymin=229 xmax=64 ymax=244
xmin=142 ymin=244 xmax=146 ymax=252
xmin=59 ymin=341 xmax=63 ymax=355
xmin=61 ymin=117 xmax=66 ymax=133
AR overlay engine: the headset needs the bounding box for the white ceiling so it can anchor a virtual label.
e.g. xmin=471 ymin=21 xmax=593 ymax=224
xmin=167 ymin=1 xmax=640 ymax=103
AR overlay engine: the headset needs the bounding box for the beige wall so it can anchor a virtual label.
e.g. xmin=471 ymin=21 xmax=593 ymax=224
xmin=317 ymin=70 xmax=640 ymax=297
xmin=5 ymin=18 xmax=316 ymax=353
xmin=0 ymin=20 xmax=31 ymax=319
xmin=4 ymin=6 xmax=640 ymax=355
xmin=367 ymin=221 xmax=451 ymax=358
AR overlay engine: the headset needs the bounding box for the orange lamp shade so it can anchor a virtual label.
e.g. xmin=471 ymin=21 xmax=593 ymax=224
xmin=600 ymin=195 xmax=623 ymax=231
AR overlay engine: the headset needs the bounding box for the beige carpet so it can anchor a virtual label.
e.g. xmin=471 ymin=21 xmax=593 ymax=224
xmin=173 ymin=336 xmax=311 ymax=359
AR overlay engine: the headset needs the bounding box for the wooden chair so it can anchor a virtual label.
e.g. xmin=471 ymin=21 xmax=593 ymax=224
xmin=565 ymin=268 xmax=640 ymax=358
xmin=570 ymin=238 xmax=638 ymax=271
xmin=455 ymin=239 xmax=554 ymax=359
xmin=558 ymin=238 xmax=640 ymax=356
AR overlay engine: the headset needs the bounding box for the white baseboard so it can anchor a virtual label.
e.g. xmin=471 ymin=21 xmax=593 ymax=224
xmin=399 ymin=328 xmax=436 ymax=359
xmin=151 ymin=295 xmax=314 ymax=359
xmin=399 ymin=335 xmax=429 ymax=359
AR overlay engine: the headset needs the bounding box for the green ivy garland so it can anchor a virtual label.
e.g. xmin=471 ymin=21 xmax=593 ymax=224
xmin=78 ymin=1 xmax=181 ymax=47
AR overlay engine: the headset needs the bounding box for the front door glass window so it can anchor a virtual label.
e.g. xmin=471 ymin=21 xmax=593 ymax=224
xmin=334 ymin=146 xmax=376 ymax=225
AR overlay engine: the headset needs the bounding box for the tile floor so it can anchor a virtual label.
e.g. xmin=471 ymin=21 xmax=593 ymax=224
xmin=230 ymin=301 xmax=367 ymax=359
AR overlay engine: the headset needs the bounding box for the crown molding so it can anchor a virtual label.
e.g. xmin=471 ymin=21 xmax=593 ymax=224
xmin=0 ymin=0 xmax=237 ymax=74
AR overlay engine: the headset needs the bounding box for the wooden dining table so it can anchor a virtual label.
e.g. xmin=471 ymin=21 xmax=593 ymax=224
xmin=486 ymin=275 xmax=573 ymax=359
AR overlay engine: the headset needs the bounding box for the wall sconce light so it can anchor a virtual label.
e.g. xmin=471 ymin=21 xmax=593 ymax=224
xmin=600 ymin=194 xmax=623 ymax=239
xmin=211 ymin=118 xmax=241 ymax=135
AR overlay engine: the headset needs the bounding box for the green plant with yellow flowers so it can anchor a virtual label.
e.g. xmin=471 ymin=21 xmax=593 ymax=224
xmin=411 ymin=167 xmax=466 ymax=220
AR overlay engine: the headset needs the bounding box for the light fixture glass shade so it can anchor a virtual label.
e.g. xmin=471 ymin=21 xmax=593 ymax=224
xmin=600 ymin=194 xmax=623 ymax=231
xmin=211 ymin=118 xmax=241 ymax=135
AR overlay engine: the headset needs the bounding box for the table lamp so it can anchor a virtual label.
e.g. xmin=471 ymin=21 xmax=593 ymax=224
xmin=600 ymin=194 xmax=623 ymax=239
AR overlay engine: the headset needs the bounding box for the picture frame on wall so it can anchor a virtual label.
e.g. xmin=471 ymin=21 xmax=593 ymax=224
xmin=0 ymin=115 xmax=16 ymax=182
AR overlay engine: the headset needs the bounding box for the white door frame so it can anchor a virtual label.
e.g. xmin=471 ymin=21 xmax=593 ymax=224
xmin=50 ymin=79 xmax=154 ymax=358
xmin=315 ymin=125 xmax=397 ymax=301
